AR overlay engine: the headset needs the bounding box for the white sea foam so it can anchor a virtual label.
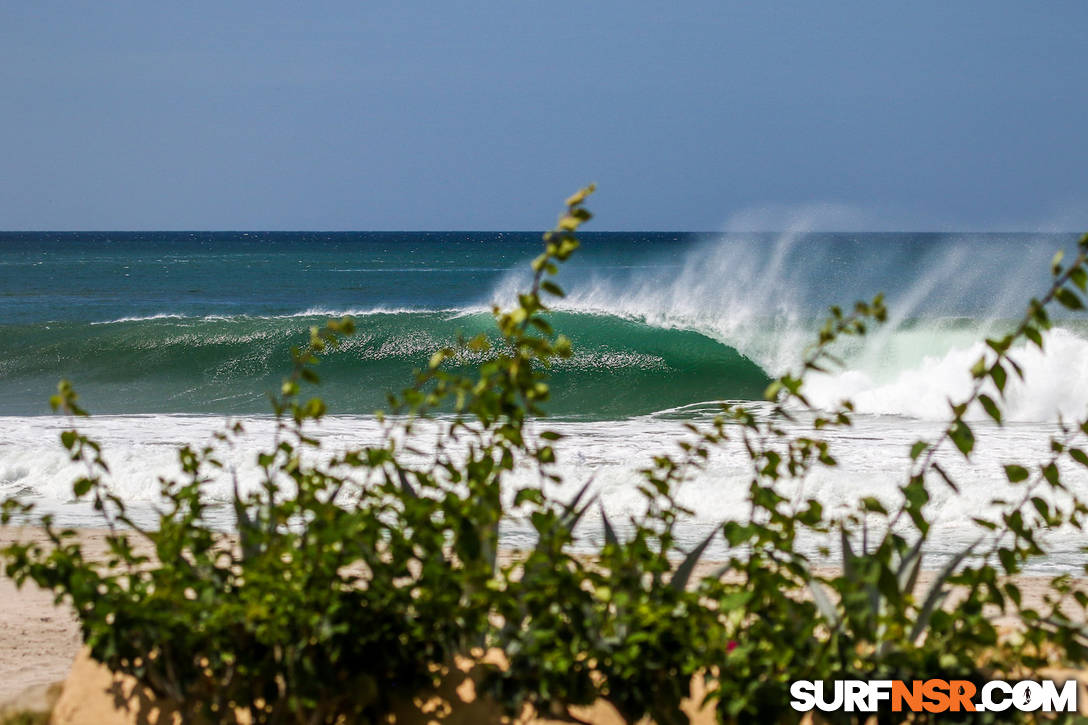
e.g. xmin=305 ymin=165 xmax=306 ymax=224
xmin=90 ymin=313 xmax=189 ymax=325
xmin=2 ymin=413 xmax=1085 ymax=571
xmin=90 ymin=307 xmax=480 ymax=325
xmin=487 ymin=226 xmax=1088 ymax=423
xmin=805 ymin=327 xmax=1088 ymax=422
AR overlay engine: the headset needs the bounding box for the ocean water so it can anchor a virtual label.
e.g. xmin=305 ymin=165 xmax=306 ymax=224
xmin=2 ymin=231 xmax=1087 ymax=570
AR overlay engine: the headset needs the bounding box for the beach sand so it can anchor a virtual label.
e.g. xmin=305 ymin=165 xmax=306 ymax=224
xmin=0 ymin=528 xmax=85 ymax=703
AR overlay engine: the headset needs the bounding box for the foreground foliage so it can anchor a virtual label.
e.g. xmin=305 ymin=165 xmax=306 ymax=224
xmin=4 ymin=190 xmax=1088 ymax=723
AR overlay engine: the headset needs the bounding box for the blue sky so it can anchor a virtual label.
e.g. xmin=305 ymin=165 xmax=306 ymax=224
xmin=1 ymin=2 xmax=1085 ymax=230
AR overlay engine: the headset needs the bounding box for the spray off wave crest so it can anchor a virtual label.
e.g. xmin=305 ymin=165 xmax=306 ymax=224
xmin=490 ymin=226 xmax=1088 ymax=423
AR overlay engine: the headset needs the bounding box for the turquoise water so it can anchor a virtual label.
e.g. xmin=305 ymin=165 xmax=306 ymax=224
xmin=0 ymin=231 xmax=1077 ymax=417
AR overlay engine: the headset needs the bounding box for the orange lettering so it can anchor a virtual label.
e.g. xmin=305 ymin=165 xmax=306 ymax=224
xmin=892 ymin=680 xmax=924 ymax=712
xmin=923 ymin=679 xmax=950 ymax=713
xmin=949 ymin=680 xmax=976 ymax=712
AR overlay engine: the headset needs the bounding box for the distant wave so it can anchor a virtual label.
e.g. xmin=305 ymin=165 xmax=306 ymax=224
xmin=90 ymin=313 xmax=189 ymax=325
xmin=89 ymin=306 xmax=479 ymax=325
xmin=323 ymin=267 xmax=515 ymax=273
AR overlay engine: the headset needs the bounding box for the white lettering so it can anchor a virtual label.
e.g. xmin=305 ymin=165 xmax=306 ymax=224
xmin=1013 ymin=680 xmax=1043 ymax=712
xmin=1040 ymin=680 xmax=1077 ymax=713
xmin=844 ymin=681 xmax=867 ymax=712
xmin=789 ymin=680 xmax=816 ymax=712
xmin=868 ymin=680 xmax=893 ymax=711
xmin=815 ymin=680 xmax=844 ymax=712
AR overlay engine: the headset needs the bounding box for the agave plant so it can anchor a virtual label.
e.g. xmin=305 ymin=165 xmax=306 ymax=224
xmin=806 ymin=526 xmax=981 ymax=670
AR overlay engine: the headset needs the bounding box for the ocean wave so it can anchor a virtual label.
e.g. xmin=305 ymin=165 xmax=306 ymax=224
xmin=12 ymin=226 xmax=1088 ymax=424
xmin=481 ymin=230 xmax=1088 ymax=423
xmin=0 ymin=310 xmax=769 ymax=418
xmin=12 ymin=300 xmax=1088 ymax=422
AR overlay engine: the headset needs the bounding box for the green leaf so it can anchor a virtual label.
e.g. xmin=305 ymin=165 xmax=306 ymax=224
xmin=599 ymin=504 xmax=618 ymax=547
xmin=1071 ymin=267 xmax=1088 ymax=292
xmin=1024 ymin=325 xmax=1044 ymax=349
xmin=564 ymin=184 xmax=595 ymax=207
xmin=73 ymin=478 xmax=93 ymax=497
xmin=1031 ymin=496 xmax=1051 ymax=522
xmin=949 ymin=421 xmax=975 ymax=457
xmin=1004 ymin=464 xmax=1030 ymax=483
xmin=839 ymin=527 xmax=856 ymax=579
xmin=540 ymin=280 xmax=565 ymax=298
xmin=670 ymin=527 xmax=717 ymax=592
xmin=896 ymin=537 xmax=924 ymax=595
xmin=855 ymin=498 xmax=883 ymax=516
xmin=978 ymin=394 xmax=1002 ymax=424
xmin=529 ymin=317 xmax=554 ymax=335
xmin=1056 ymin=287 xmax=1084 ymax=310
xmin=998 ymin=547 xmax=1017 ymax=574
xmin=969 ymin=356 xmax=987 ymax=378
xmin=1051 ymin=249 xmax=1065 ymax=275
xmin=396 ymin=468 xmax=417 ymax=499
xmin=553 ymin=477 xmax=596 ymax=536
xmin=911 ymin=540 xmax=978 ymax=643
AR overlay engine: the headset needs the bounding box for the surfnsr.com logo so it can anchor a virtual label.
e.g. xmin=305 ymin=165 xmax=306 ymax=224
xmin=790 ymin=679 xmax=1079 ymax=714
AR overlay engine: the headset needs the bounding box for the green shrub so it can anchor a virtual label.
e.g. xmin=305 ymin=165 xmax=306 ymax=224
xmin=4 ymin=190 xmax=1088 ymax=724
xmin=0 ymin=188 xmax=596 ymax=723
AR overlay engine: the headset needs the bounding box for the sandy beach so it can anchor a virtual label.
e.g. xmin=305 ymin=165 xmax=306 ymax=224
xmin=0 ymin=529 xmax=113 ymax=702
xmin=0 ymin=568 xmax=79 ymax=702
xmin=0 ymin=528 xmax=166 ymax=703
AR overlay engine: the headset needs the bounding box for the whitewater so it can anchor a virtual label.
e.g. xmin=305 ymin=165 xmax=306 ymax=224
xmin=1 ymin=230 xmax=1087 ymax=570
